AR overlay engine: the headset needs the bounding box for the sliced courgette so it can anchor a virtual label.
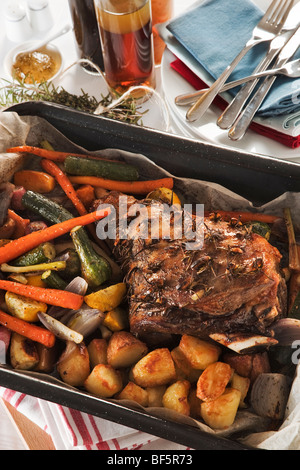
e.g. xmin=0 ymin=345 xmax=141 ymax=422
xmin=57 ymin=248 xmax=81 ymax=280
xmin=64 ymin=155 xmax=139 ymax=182
xmin=22 ymin=191 xmax=112 ymax=287
xmin=248 ymin=221 xmax=271 ymax=240
xmin=41 ymin=270 xmax=68 ymax=290
xmin=70 ymin=226 xmax=112 ymax=288
xmin=12 ymin=242 xmax=56 ymax=267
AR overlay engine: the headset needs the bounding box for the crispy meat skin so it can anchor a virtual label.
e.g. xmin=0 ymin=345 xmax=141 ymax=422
xmin=95 ymin=192 xmax=287 ymax=338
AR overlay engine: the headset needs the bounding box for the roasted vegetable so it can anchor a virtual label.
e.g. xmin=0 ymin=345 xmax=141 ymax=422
xmin=13 ymin=170 xmax=56 ymax=193
xmin=10 ymin=332 xmax=39 ymax=370
xmin=117 ymin=381 xmax=148 ymax=407
xmin=178 ymin=335 xmax=221 ymax=370
xmin=1 ymin=260 xmax=66 ymax=274
xmin=55 ymin=248 xmax=81 ymax=280
xmin=131 ymin=348 xmax=176 ymax=388
xmin=196 ymin=362 xmax=232 ymax=402
xmin=41 ymin=270 xmax=68 ymax=290
xmin=84 ymin=283 xmax=127 ymax=312
xmin=12 ymin=242 xmax=56 ymax=267
xmin=38 ymin=312 xmax=84 ymax=343
xmin=70 ymin=226 xmax=111 ymax=288
xmin=87 ymin=338 xmax=108 ymax=368
xmin=5 ymin=291 xmax=47 ymax=322
xmin=200 ymin=388 xmax=241 ymax=430
xmin=103 ymin=307 xmax=129 ymax=331
xmin=64 ymin=155 xmax=139 ymax=182
xmin=247 ymin=221 xmax=271 ymax=240
xmin=250 ymin=373 xmax=292 ymax=420
xmin=107 ymin=331 xmax=148 ymax=369
xmin=22 ymin=191 xmax=112 ymax=287
xmin=57 ymin=341 xmax=90 ymax=387
xmin=146 ymin=187 xmax=181 ymax=206
xmin=84 ymin=363 xmax=123 ymax=398
xmin=162 ymin=380 xmax=191 ymax=416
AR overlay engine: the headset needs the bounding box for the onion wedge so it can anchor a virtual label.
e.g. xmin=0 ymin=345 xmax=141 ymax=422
xmin=38 ymin=311 xmax=83 ymax=344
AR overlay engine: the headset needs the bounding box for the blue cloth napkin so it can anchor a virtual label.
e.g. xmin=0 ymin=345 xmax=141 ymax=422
xmin=167 ymin=0 xmax=300 ymax=117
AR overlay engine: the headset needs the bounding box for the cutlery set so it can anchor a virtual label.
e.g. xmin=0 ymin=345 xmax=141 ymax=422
xmin=175 ymin=0 xmax=300 ymax=141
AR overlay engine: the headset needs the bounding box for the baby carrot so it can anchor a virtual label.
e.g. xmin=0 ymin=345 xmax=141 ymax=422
xmin=204 ymin=210 xmax=280 ymax=224
xmin=0 ymin=208 xmax=110 ymax=265
xmin=0 ymin=309 xmax=55 ymax=348
xmin=6 ymin=146 xmax=115 ymax=163
xmin=40 ymin=159 xmax=106 ymax=248
xmin=0 ymin=280 xmax=83 ymax=309
xmin=7 ymin=209 xmax=30 ymax=238
xmin=68 ymin=176 xmax=174 ymax=194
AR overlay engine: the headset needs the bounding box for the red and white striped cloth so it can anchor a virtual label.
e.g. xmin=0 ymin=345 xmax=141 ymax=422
xmin=0 ymin=387 xmax=191 ymax=450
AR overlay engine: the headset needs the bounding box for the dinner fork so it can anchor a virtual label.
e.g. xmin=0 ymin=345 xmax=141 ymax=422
xmin=228 ymin=24 xmax=300 ymax=141
xmin=175 ymin=56 xmax=300 ymax=104
xmin=185 ymin=0 xmax=295 ymax=122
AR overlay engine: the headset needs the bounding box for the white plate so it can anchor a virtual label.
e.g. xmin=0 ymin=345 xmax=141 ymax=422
xmin=160 ymin=1 xmax=300 ymax=163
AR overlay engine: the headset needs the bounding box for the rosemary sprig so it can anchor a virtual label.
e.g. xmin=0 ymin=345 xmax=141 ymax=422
xmin=0 ymin=77 xmax=145 ymax=125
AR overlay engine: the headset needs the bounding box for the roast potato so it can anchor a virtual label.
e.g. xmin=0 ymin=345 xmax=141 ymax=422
xmin=200 ymin=388 xmax=241 ymax=430
xmin=10 ymin=332 xmax=39 ymax=370
xmin=131 ymin=348 xmax=176 ymax=388
xmin=84 ymin=364 xmax=123 ymax=398
xmin=107 ymin=331 xmax=148 ymax=369
xmin=178 ymin=335 xmax=221 ymax=370
xmin=117 ymin=381 xmax=148 ymax=407
xmin=162 ymin=380 xmax=191 ymax=416
xmin=87 ymin=338 xmax=108 ymax=368
xmin=57 ymin=342 xmax=90 ymax=387
xmin=196 ymin=362 xmax=232 ymax=402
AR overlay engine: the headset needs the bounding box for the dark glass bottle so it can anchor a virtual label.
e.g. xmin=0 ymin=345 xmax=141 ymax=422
xmin=68 ymin=0 xmax=104 ymax=72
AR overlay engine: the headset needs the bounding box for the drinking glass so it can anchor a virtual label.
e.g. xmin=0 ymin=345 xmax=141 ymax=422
xmin=93 ymin=0 xmax=156 ymax=96
xmin=151 ymin=0 xmax=173 ymax=65
xmin=68 ymin=0 xmax=104 ymax=73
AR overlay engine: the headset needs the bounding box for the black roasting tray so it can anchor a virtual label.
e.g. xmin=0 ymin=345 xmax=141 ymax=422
xmin=2 ymin=100 xmax=298 ymax=451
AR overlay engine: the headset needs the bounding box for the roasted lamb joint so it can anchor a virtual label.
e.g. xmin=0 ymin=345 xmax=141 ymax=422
xmin=94 ymin=192 xmax=287 ymax=340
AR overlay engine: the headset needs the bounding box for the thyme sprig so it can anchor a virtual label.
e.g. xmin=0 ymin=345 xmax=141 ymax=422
xmin=0 ymin=77 xmax=146 ymax=125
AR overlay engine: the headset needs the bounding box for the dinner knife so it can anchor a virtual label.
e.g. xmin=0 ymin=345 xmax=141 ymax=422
xmin=217 ymin=29 xmax=296 ymax=130
xmin=228 ymin=24 xmax=300 ymax=141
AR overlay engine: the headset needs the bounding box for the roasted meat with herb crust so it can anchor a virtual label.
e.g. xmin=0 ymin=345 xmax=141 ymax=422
xmin=93 ymin=192 xmax=287 ymax=340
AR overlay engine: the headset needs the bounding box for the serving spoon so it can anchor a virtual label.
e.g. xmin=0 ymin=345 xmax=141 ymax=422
xmin=13 ymin=24 xmax=72 ymax=61
xmin=175 ymin=57 xmax=300 ymax=107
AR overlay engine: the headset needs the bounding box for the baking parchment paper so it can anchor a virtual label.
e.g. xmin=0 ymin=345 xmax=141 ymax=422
xmin=0 ymin=110 xmax=299 ymax=450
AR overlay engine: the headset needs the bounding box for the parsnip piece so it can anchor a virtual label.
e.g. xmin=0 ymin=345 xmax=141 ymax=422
xmin=87 ymin=338 xmax=108 ymax=368
xmin=57 ymin=342 xmax=90 ymax=387
xmin=5 ymin=291 xmax=47 ymax=322
xmin=197 ymin=361 xmax=232 ymax=402
xmin=201 ymin=388 xmax=241 ymax=430
xmin=178 ymin=335 xmax=221 ymax=370
xmin=107 ymin=331 xmax=148 ymax=369
xmin=84 ymin=364 xmax=122 ymax=398
xmin=146 ymin=385 xmax=167 ymax=407
xmin=117 ymin=381 xmax=148 ymax=407
xmin=162 ymin=380 xmax=191 ymax=416
xmin=131 ymin=348 xmax=176 ymax=387
xmin=10 ymin=332 xmax=39 ymax=370
xmin=231 ymin=372 xmax=250 ymax=408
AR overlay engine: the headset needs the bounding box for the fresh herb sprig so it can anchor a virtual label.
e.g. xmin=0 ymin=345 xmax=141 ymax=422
xmin=0 ymin=77 xmax=145 ymax=125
